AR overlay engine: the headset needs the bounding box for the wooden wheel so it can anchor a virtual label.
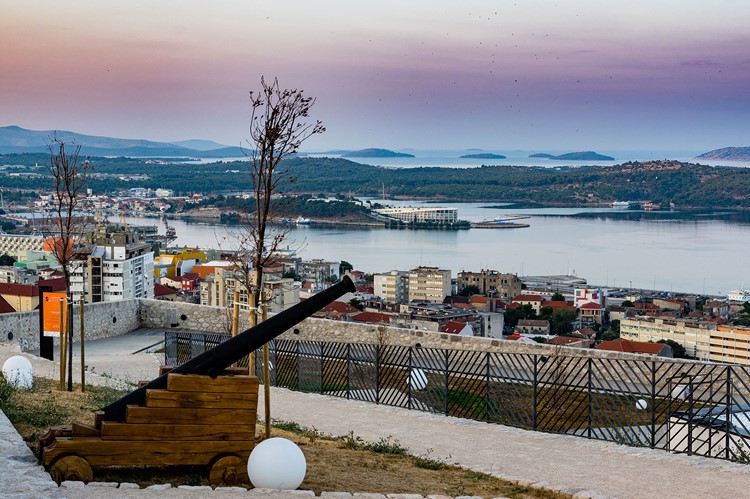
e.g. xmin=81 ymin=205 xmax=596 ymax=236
xmin=209 ymin=454 xmax=249 ymax=486
xmin=49 ymin=455 xmax=93 ymax=484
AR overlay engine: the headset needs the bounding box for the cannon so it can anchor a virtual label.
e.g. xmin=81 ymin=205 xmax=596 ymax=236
xmin=38 ymin=276 xmax=355 ymax=486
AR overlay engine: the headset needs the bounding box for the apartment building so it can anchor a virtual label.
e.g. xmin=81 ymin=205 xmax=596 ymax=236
xmin=0 ymin=234 xmax=44 ymax=259
xmin=620 ymin=316 xmax=715 ymax=361
xmin=408 ymin=266 xmax=451 ymax=303
xmin=373 ymin=206 xmax=457 ymax=224
xmin=70 ymin=232 xmax=154 ymax=303
xmin=709 ymin=325 xmax=750 ymax=366
xmin=373 ymin=270 xmax=409 ymax=303
xmin=199 ymin=267 xmax=298 ymax=314
xmin=456 ymin=269 xmax=522 ymax=298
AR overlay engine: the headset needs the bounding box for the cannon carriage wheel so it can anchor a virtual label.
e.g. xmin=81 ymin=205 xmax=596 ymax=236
xmin=209 ymin=453 xmax=250 ymax=486
xmin=49 ymin=454 xmax=94 ymax=484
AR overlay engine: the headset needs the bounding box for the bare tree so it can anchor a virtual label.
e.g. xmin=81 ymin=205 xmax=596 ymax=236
xmin=244 ymin=76 xmax=324 ymax=301
xmin=46 ymin=136 xmax=93 ymax=391
xmin=46 ymin=136 xmax=93 ymax=291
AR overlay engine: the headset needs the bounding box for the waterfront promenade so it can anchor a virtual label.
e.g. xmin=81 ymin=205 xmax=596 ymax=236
xmin=4 ymin=334 xmax=750 ymax=498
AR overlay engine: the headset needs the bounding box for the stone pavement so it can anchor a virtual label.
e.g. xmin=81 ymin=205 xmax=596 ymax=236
xmin=5 ymin=332 xmax=750 ymax=498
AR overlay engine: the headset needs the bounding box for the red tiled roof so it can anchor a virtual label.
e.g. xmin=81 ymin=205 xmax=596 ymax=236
xmin=355 ymin=284 xmax=374 ymax=294
xmin=596 ymin=338 xmax=667 ymax=355
xmin=351 ymin=312 xmax=390 ymax=324
xmin=440 ymin=320 xmax=469 ymax=335
xmin=470 ymin=296 xmax=489 ymax=304
xmin=0 ymin=295 xmax=16 ymax=314
xmin=576 ymin=328 xmax=596 ymax=337
xmin=182 ymin=272 xmax=200 ymax=281
xmin=513 ymin=295 xmax=543 ymax=302
xmin=579 ymin=302 xmax=603 ymax=310
xmin=322 ymin=301 xmax=359 ymax=315
xmin=0 ymin=283 xmax=39 ymax=297
xmin=154 ymin=283 xmax=178 ymax=297
xmin=505 ymin=333 xmax=522 ymax=341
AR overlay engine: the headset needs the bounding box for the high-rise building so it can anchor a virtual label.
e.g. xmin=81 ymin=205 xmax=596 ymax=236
xmin=408 ymin=266 xmax=451 ymax=303
xmin=374 ymin=270 xmax=409 ymax=303
xmin=70 ymin=232 xmax=154 ymax=302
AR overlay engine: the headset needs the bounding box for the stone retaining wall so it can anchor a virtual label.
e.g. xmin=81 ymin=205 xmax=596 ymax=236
xmin=0 ymin=299 xmax=139 ymax=352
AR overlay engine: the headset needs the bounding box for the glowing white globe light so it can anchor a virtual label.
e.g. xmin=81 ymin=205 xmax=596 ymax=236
xmin=2 ymin=355 xmax=33 ymax=389
xmin=409 ymin=368 xmax=428 ymax=391
xmin=635 ymin=398 xmax=648 ymax=411
xmin=247 ymin=437 xmax=306 ymax=490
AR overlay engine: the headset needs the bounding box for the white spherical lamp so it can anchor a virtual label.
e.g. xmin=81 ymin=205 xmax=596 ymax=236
xmin=247 ymin=437 xmax=306 ymax=490
xmin=409 ymin=368 xmax=428 ymax=391
xmin=635 ymin=398 xmax=648 ymax=411
xmin=2 ymin=355 xmax=33 ymax=389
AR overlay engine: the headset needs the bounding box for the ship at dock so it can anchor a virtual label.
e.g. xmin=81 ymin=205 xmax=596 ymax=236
xmin=471 ymin=216 xmax=530 ymax=229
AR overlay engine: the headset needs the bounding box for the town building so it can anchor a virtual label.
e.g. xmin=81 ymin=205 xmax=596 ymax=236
xmin=373 ymin=270 xmax=409 ymax=303
xmin=516 ymin=319 xmax=550 ymax=336
xmin=154 ymin=248 xmax=207 ymax=279
xmin=620 ymin=316 xmax=716 ymax=361
xmin=69 ymin=231 xmax=155 ymax=303
xmin=574 ymin=287 xmax=605 ymax=309
xmin=407 ymin=266 xmax=451 ymax=303
xmin=456 ymin=269 xmax=522 ymax=299
xmin=0 ymin=234 xmax=44 ymax=259
xmin=512 ymin=294 xmax=544 ymax=314
xmin=199 ymin=266 xmax=298 ymax=314
xmin=728 ymin=290 xmax=750 ymax=303
xmin=709 ymin=325 xmax=750 ymax=366
xmin=373 ymin=206 xmax=457 ymax=224
xmin=597 ymin=338 xmax=673 ymax=357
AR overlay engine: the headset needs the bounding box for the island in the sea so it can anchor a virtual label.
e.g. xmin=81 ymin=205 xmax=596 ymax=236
xmin=342 ymin=148 xmax=415 ymax=158
xmin=459 ymin=153 xmax=507 ymax=159
xmin=530 ymin=151 xmax=615 ymax=161
xmin=696 ymin=147 xmax=750 ymax=161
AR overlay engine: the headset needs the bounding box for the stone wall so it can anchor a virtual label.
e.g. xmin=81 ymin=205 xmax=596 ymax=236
xmin=0 ymin=299 xmax=140 ymax=352
xmin=138 ymin=299 xmax=250 ymax=334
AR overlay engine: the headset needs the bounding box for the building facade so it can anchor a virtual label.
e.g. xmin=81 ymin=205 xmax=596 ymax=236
xmin=70 ymin=232 xmax=154 ymax=303
xmin=620 ymin=316 xmax=715 ymax=361
xmin=373 ymin=206 xmax=458 ymax=224
xmin=456 ymin=269 xmax=522 ymax=298
xmin=408 ymin=266 xmax=451 ymax=303
xmin=373 ymin=270 xmax=409 ymax=303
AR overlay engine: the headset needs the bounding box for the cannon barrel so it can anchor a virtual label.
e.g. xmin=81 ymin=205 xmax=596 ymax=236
xmin=102 ymin=275 xmax=356 ymax=421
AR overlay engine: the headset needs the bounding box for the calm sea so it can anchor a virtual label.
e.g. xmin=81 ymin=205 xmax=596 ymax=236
xmin=127 ymin=202 xmax=750 ymax=297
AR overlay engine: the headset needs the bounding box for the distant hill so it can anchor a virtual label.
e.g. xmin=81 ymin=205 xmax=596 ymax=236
xmin=530 ymin=151 xmax=614 ymax=161
xmin=342 ymin=148 xmax=415 ymax=158
xmin=170 ymin=139 xmax=232 ymax=151
xmin=696 ymin=147 xmax=750 ymax=161
xmin=0 ymin=125 xmax=243 ymax=158
xmin=459 ymin=153 xmax=507 ymax=159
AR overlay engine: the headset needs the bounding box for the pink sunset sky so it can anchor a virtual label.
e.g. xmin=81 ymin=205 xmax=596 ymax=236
xmin=1 ymin=1 xmax=748 ymax=151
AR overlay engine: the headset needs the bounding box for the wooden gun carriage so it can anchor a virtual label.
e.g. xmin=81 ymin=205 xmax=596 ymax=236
xmin=38 ymin=276 xmax=355 ymax=486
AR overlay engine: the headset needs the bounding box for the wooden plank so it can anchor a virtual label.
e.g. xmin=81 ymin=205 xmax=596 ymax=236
xmin=166 ymin=373 xmax=259 ymax=393
xmin=160 ymin=366 xmax=175 ymax=375
xmin=125 ymin=406 xmax=256 ymax=425
xmin=42 ymin=437 xmax=253 ymax=467
xmin=72 ymin=422 xmax=100 ymax=438
xmin=100 ymin=422 xmax=255 ymax=441
xmin=145 ymin=389 xmax=257 ymax=409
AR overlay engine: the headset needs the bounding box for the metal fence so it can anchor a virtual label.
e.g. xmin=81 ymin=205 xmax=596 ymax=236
xmin=164 ymin=331 xmax=750 ymax=464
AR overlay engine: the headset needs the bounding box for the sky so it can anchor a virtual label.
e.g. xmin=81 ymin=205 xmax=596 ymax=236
xmin=1 ymin=1 xmax=748 ymax=152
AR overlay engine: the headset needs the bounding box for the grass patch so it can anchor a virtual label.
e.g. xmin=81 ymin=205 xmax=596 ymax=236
xmin=4 ymin=376 xmax=571 ymax=498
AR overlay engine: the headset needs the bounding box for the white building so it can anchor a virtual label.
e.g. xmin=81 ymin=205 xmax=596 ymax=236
xmin=0 ymin=234 xmax=44 ymax=260
xmin=728 ymin=290 xmax=750 ymax=303
xmin=70 ymin=232 xmax=154 ymax=302
xmin=374 ymin=270 xmax=409 ymax=303
xmin=155 ymin=188 xmax=174 ymax=198
xmin=374 ymin=206 xmax=458 ymax=224
xmin=574 ymin=287 xmax=605 ymax=309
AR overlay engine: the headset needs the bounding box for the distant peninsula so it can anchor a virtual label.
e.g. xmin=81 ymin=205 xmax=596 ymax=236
xmin=342 ymin=148 xmax=415 ymax=158
xmin=459 ymin=153 xmax=507 ymax=159
xmin=696 ymin=147 xmax=750 ymax=161
xmin=529 ymin=151 xmax=615 ymax=161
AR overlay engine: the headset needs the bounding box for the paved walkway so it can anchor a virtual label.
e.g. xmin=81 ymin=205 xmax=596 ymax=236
xmin=5 ymin=331 xmax=750 ymax=497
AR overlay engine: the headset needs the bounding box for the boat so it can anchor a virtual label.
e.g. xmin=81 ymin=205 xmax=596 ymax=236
xmin=642 ymin=202 xmax=661 ymax=211
xmin=612 ymin=201 xmax=630 ymax=208
xmin=294 ymin=216 xmax=312 ymax=225
xmin=472 ymin=217 xmax=530 ymax=229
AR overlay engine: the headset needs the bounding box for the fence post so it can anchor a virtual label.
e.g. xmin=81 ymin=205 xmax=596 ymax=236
xmin=587 ymin=357 xmax=592 ymax=439
xmin=347 ymin=343 xmax=351 ymax=400
xmin=533 ymin=354 xmax=538 ymax=431
xmin=376 ymin=344 xmax=381 ymax=405
xmin=726 ymin=367 xmax=732 ymax=460
xmin=445 ymin=349 xmax=450 ymax=416
xmin=485 ymin=351 xmax=491 ymax=423
xmin=651 ymin=361 xmax=656 ymax=449
xmin=320 ymin=341 xmax=324 ymax=394
xmin=408 ymin=346 xmax=412 ymax=410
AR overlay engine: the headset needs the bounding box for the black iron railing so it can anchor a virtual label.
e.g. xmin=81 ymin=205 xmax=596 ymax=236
xmin=164 ymin=331 xmax=750 ymax=464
